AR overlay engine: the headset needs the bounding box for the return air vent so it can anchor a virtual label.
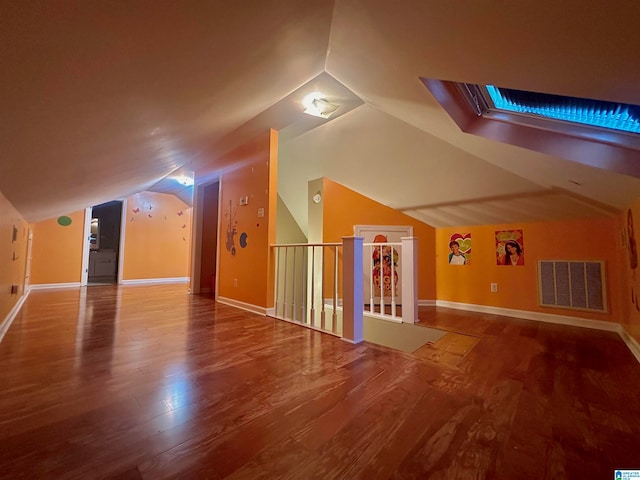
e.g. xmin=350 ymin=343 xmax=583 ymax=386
xmin=538 ymin=260 xmax=607 ymax=312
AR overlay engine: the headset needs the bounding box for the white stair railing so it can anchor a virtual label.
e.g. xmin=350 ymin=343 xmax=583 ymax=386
xmin=363 ymin=237 xmax=417 ymax=323
xmin=272 ymin=242 xmax=343 ymax=337
xmin=364 ymin=241 xmax=401 ymax=321
xmin=271 ymin=235 xmax=417 ymax=342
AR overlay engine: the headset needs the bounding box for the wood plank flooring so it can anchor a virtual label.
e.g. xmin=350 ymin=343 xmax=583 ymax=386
xmin=1 ymin=284 xmax=640 ymax=479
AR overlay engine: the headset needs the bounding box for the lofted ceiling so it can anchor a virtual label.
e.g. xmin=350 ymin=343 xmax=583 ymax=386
xmin=1 ymin=0 xmax=639 ymax=229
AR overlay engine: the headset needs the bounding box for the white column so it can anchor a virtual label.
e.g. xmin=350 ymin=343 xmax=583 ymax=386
xmin=342 ymin=236 xmax=364 ymax=344
xmin=401 ymin=237 xmax=418 ymax=323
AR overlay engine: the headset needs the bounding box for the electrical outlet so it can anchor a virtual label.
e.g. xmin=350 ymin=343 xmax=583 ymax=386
xmin=490 ymin=283 xmax=498 ymax=293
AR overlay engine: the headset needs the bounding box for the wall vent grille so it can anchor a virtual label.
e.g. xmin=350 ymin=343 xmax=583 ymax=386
xmin=538 ymin=260 xmax=607 ymax=312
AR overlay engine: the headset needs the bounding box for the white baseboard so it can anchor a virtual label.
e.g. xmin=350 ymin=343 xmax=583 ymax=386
xmin=217 ymin=296 xmax=268 ymax=315
xmin=341 ymin=336 xmax=364 ymax=344
xmin=619 ymin=327 xmax=640 ymax=364
xmin=435 ymin=300 xmax=620 ymax=333
xmin=30 ymin=282 xmax=82 ymax=290
xmin=418 ymin=299 xmax=437 ymax=306
xmin=0 ymin=289 xmax=31 ymax=343
xmin=437 ymin=300 xmax=640 ymax=364
xmin=121 ymin=277 xmax=189 ymax=285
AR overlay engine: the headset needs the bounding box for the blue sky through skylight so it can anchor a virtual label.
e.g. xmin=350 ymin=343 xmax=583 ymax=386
xmin=486 ymin=85 xmax=640 ymax=134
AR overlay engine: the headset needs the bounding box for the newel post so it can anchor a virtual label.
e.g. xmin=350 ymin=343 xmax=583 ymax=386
xmin=401 ymin=237 xmax=418 ymax=323
xmin=342 ymin=236 xmax=364 ymax=344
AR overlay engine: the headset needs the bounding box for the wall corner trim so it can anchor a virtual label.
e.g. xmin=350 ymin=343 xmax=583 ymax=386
xmin=619 ymin=327 xmax=640 ymax=364
xmin=217 ymin=296 xmax=268 ymax=316
xmin=0 ymin=289 xmax=31 ymax=343
xmin=340 ymin=336 xmax=364 ymax=344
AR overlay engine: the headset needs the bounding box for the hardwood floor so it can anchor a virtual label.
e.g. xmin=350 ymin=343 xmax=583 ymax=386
xmin=1 ymin=284 xmax=640 ymax=479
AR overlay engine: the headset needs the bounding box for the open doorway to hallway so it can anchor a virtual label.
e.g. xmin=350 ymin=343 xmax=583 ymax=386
xmin=87 ymin=200 xmax=123 ymax=285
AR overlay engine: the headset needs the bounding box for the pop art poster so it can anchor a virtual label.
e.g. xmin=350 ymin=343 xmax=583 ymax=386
xmin=496 ymin=229 xmax=524 ymax=266
xmin=448 ymin=233 xmax=471 ymax=265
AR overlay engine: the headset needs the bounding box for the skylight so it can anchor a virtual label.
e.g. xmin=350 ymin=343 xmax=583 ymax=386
xmin=485 ymin=85 xmax=640 ymax=134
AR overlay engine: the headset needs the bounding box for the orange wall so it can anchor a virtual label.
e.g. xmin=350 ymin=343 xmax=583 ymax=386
xmin=122 ymin=192 xmax=192 ymax=280
xmin=30 ymin=210 xmax=85 ymax=285
xmin=621 ymin=197 xmax=640 ymax=343
xmin=321 ymin=178 xmax=436 ymax=300
xmin=436 ymin=216 xmax=623 ymax=323
xmin=213 ymin=130 xmax=278 ymax=308
xmin=0 ymin=190 xmax=29 ymax=322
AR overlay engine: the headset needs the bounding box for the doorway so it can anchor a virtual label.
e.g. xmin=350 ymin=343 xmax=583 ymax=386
xmin=86 ymin=200 xmax=123 ymax=285
xmin=200 ymin=181 xmax=220 ymax=294
xmin=190 ymin=180 xmax=220 ymax=295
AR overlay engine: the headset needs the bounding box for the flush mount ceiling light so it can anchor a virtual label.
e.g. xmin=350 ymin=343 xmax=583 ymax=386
xmin=175 ymin=175 xmax=194 ymax=187
xmin=302 ymin=91 xmax=341 ymax=119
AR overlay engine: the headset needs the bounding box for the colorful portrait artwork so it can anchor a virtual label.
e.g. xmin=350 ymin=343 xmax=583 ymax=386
xmin=496 ymin=229 xmax=524 ymax=266
xmin=448 ymin=233 xmax=471 ymax=265
xmin=371 ymin=234 xmax=399 ymax=297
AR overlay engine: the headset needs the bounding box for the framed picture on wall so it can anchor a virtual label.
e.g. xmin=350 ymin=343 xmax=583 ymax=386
xmin=496 ymin=229 xmax=524 ymax=266
xmin=354 ymin=225 xmax=413 ymax=304
xmin=448 ymin=232 xmax=471 ymax=265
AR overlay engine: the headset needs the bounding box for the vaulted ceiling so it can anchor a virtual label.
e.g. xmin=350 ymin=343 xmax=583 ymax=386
xmin=2 ymin=0 xmax=639 ymax=229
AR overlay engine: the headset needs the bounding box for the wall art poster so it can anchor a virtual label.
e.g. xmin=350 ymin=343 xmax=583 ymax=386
xmin=448 ymin=233 xmax=470 ymax=265
xmin=496 ymin=229 xmax=524 ymax=266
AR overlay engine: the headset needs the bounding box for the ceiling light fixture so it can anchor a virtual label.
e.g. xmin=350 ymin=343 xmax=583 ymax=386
xmin=175 ymin=175 xmax=194 ymax=187
xmin=302 ymin=91 xmax=341 ymax=119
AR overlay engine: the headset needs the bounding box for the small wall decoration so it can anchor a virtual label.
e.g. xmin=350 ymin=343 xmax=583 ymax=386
xmin=239 ymin=232 xmax=248 ymax=248
xmin=496 ymin=229 xmax=524 ymax=266
xmin=57 ymin=216 xmax=72 ymax=227
xmin=628 ymin=209 xmax=638 ymax=270
xmin=448 ymin=233 xmax=471 ymax=265
xmin=224 ymin=200 xmax=238 ymax=256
